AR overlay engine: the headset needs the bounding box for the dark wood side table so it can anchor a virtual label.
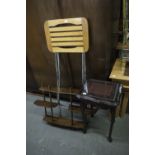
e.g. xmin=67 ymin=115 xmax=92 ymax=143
xmin=76 ymin=79 xmax=122 ymax=142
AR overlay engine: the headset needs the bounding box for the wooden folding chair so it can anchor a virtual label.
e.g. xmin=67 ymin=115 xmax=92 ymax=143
xmin=44 ymin=17 xmax=89 ymax=130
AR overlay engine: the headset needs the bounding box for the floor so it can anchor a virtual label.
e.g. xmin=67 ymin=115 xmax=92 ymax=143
xmin=26 ymin=93 xmax=129 ymax=155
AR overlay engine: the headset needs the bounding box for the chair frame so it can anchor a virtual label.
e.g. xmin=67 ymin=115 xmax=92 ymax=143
xmin=44 ymin=17 xmax=89 ymax=117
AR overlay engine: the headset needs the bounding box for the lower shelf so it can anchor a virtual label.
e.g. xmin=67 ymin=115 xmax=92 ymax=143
xmin=34 ymin=100 xmax=58 ymax=108
xmin=43 ymin=115 xmax=85 ymax=130
xmin=69 ymin=105 xmax=98 ymax=116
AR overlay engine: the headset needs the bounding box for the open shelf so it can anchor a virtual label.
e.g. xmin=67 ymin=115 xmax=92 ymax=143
xmin=34 ymin=100 xmax=58 ymax=108
xmin=39 ymin=87 xmax=80 ymax=95
xmin=116 ymin=42 xmax=129 ymax=50
xmin=43 ymin=115 xmax=85 ymax=130
xmin=69 ymin=105 xmax=97 ymax=116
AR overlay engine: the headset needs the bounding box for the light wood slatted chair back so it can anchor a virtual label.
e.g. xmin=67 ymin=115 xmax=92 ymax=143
xmin=44 ymin=17 xmax=89 ymax=53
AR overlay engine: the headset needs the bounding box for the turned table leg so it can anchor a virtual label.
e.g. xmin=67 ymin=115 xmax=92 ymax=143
xmin=108 ymin=107 xmax=116 ymax=142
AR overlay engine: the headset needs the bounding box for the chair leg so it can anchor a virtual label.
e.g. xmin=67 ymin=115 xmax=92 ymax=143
xmin=70 ymin=94 xmax=73 ymax=125
xmin=90 ymin=104 xmax=94 ymax=117
xmin=43 ymin=93 xmax=47 ymax=116
xmin=80 ymin=102 xmax=87 ymax=133
xmin=49 ymin=91 xmax=54 ymax=120
xmin=55 ymin=53 xmax=62 ymax=117
xmin=108 ymin=107 xmax=116 ymax=142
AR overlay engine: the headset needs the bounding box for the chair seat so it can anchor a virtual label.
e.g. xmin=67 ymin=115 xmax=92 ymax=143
xmin=76 ymin=79 xmax=122 ymax=107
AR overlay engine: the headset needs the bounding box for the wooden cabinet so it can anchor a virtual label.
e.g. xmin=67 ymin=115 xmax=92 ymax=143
xmin=109 ymin=58 xmax=129 ymax=117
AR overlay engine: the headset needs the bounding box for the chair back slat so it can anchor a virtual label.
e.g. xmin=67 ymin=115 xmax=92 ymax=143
xmin=51 ymin=37 xmax=83 ymax=42
xmin=46 ymin=18 xmax=83 ymax=27
xmin=52 ymin=47 xmax=84 ymax=53
xmin=52 ymin=42 xmax=83 ymax=47
xmin=49 ymin=31 xmax=83 ymax=37
xmin=49 ymin=26 xmax=83 ymax=32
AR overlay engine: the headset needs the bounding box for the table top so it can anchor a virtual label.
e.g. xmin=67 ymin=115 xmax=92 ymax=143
xmin=109 ymin=58 xmax=129 ymax=88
